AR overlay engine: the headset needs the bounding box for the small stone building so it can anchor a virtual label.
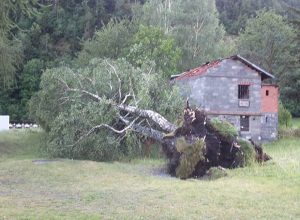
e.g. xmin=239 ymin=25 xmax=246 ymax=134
xmin=172 ymin=55 xmax=279 ymax=142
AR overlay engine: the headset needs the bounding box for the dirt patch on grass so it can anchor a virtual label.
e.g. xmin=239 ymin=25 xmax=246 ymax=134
xmin=151 ymin=166 xmax=173 ymax=178
xmin=32 ymin=159 xmax=61 ymax=165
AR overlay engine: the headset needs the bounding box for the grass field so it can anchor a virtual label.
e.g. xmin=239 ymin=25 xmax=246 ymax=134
xmin=292 ymin=117 xmax=300 ymax=128
xmin=0 ymin=130 xmax=300 ymax=220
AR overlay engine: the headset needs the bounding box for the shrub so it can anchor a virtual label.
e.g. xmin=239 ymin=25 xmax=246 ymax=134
xmin=279 ymin=103 xmax=292 ymax=128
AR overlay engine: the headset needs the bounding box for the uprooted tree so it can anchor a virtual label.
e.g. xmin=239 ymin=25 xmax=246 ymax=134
xmin=30 ymin=58 xmax=270 ymax=179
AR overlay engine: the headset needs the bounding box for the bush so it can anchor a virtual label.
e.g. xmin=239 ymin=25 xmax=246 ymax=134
xmin=279 ymin=103 xmax=292 ymax=128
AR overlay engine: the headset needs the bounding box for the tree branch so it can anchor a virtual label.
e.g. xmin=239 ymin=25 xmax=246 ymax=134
xmin=118 ymin=104 xmax=176 ymax=132
xmin=72 ymin=117 xmax=139 ymax=146
xmin=120 ymin=115 xmax=164 ymax=142
xmin=105 ymin=59 xmax=122 ymax=102
xmin=59 ymin=78 xmax=177 ymax=133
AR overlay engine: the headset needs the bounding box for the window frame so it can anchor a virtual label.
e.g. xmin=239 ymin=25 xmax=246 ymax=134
xmin=238 ymin=84 xmax=250 ymax=100
xmin=240 ymin=115 xmax=250 ymax=132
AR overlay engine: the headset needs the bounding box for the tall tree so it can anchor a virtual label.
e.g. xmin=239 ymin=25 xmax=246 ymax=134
xmin=215 ymin=0 xmax=281 ymax=35
xmin=237 ymin=10 xmax=298 ymax=77
xmin=0 ymin=0 xmax=37 ymax=86
xmin=138 ymin=0 xmax=233 ymax=71
xmin=279 ymin=1 xmax=300 ymax=116
xmin=76 ymin=19 xmax=136 ymax=65
xmin=126 ymin=25 xmax=181 ymax=78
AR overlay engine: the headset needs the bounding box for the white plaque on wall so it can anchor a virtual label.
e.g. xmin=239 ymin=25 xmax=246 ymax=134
xmin=239 ymin=100 xmax=250 ymax=107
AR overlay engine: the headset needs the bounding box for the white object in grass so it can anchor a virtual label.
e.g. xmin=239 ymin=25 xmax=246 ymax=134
xmin=0 ymin=115 xmax=9 ymax=131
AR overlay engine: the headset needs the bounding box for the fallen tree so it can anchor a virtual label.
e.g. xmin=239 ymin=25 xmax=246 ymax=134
xmin=31 ymin=58 xmax=270 ymax=178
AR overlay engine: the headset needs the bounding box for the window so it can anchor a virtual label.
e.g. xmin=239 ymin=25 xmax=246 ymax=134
xmin=266 ymin=90 xmax=269 ymax=96
xmin=240 ymin=115 xmax=249 ymax=131
xmin=238 ymin=85 xmax=249 ymax=99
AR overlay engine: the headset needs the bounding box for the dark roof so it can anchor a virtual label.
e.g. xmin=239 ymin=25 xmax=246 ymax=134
xmin=171 ymin=55 xmax=275 ymax=81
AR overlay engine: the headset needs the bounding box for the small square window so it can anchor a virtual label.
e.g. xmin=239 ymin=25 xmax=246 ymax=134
xmin=266 ymin=90 xmax=269 ymax=96
xmin=238 ymin=85 xmax=249 ymax=99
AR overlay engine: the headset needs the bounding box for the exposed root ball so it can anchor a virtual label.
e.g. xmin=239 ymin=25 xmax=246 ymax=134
xmin=162 ymin=106 xmax=271 ymax=179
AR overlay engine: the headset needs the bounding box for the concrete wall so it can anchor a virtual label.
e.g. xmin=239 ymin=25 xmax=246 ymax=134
xmin=261 ymin=113 xmax=278 ymax=142
xmin=210 ymin=114 xmax=262 ymax=142
xmin=0 ymin=115 xmax=9 ymax=131
xmin=260 ymin=85 xmax=279 ymax=142
xmin=176 ymin=59 xmax=262 ymax=114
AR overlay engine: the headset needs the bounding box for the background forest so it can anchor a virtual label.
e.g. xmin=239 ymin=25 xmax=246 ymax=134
xmin=0 ymin=0 xmax=299 ymax=121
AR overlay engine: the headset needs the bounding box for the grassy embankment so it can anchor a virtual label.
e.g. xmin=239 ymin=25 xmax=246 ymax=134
xmin=0 ymin=129 xmax=299 ymax=220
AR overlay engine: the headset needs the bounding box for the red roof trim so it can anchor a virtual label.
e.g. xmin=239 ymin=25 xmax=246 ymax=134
xmin=175 ymin=60 xmax=221 ymax=80
xmin=172 ymin=55 xmax=275 ymax=81
xmin=262 ymin=84 xmax=279 ymax=87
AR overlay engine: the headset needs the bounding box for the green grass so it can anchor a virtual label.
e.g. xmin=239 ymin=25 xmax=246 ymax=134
xmin=0 ymin=129 xmax=46 ymax=160
xmin=291 ymin=117 xmax=300 ymax=128
xmin=0 ymin=131 xmax=300 ymax=219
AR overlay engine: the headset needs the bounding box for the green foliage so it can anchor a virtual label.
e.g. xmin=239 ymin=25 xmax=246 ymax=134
xmin=238 ymin=10 xmax=300 ymax=116
xmin=0 ymin=35 xmax=23 ymax=87
xmin=127 ymin=25 xmax=181 ymax=78
xmin=238 ymin=10 xmax=298 ymax=76
xmin=237 ymin=139 xmax=256 ymax=166
xmin=78 ymin=22 xmax=181 ymax=79
xmin=0 ymin=0 xmax=37 ymax=32
xmin=278 ymin=127 xmax=300 ymax=139
xmin=0 ymin=0 xmax=38 ymax=87
xmin=77 ymin=19 xmax=137 ymax=65
xmin=1 ymin=0 xmax=145 ymax=121
xmin=279 ymin=103 xmax=292 ymax=128
xmin=280 ymin=70 xmax=300 ymax=116
xmin=216 ymin=0 xmax=280 ymax=35
xmin=124 ymin=132 xmax=143 ymax=159
xmin=46 ymin=102 xmax=123 ymax=161
xmin=209 ymin=118 xmax=238 ymax=143
xmin=138 ymin=0 xmax=233 ymax=71
xmin=175 ymin=138 xmax=205 ymax=179
xmin=31 ymin=58 xmax=182 ymax=161
xmin=18 ymin=59 xmax=45 ymax=121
